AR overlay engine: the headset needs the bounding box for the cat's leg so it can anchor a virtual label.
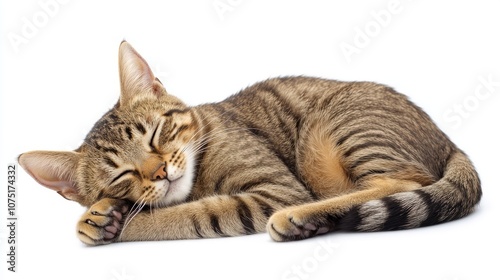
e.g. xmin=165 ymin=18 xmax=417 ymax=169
xmin=77 ymin=198 xmax=129 ymax=245
xmin=266 ymin=177 xmax=421 ymax=241
xmin=118 ymin=187 xmax=312 ymax=243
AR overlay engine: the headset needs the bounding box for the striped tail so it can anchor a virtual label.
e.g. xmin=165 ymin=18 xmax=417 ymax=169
xmin=337 ymin=150 xmax=482 ymax=231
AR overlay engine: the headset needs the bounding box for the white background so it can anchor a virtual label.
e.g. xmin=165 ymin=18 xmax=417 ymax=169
xmin=1 ymin=1 xmax=499 ymax=279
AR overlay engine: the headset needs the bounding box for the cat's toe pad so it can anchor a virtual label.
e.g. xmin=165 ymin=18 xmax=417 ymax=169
xmin=77 ymin=199 xmax=129 ymax=246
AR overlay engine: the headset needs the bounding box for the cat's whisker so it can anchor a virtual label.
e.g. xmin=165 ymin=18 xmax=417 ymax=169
xmin=121 ymin=199 xmax=143 ymax=229
xmin=186 ymin=130 xmax=251 ymax=155
xmin=186 ymin=139 xmax=232 ymax=157
xmin=183 ymin=127 xmax=253 ymax=154
xmin=198 ymin=127 xmax=249 ymax=142
xmin=184 ymin=105 xmax=250 ymax=152
xmin=189 ymin=107 xmax=238 ymax=142
xmin=120 ymin=197 xmax=146 ymax=241
xmin=119 ymin=185 xmax=155 ymax=240
xmin=150 ymin=200 xmax=159 ymax=225
xmin=126 ymin=195 xmax=145 ymax=220
xmin=152 ymin=200 xmax=160 ymax=225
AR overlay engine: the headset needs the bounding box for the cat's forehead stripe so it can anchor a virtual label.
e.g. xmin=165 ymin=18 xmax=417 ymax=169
xmin=134 ymin=123 xmax=146 ymax=134
xmin=164 ymin=108 xmax=189 ymax=117
xmin=102 ymin=146 xmax=119 ymax=155
xmin=125 ymin=126 xmax=133 ymax=140
xmin=104 ymin=157 xmax=119 ymax=169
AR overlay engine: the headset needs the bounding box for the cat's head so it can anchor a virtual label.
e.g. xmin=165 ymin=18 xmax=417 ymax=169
xmin=19 ymin=41 xmax=200 ymax=207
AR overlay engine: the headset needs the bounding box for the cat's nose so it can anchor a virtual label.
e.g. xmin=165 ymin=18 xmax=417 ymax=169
xmin=151 ymin=163 xmax=167 ymax=181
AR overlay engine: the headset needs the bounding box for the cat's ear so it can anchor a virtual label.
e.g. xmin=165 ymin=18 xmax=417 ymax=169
xmin=118 ymin=41 xmax=167 ymax=107
xmin=18 ymin=151 xmax=84 ymax=203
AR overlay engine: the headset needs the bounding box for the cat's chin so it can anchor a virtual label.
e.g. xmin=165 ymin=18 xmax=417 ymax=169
xmin=155 ymin=179 xmax=192 ymax=207
xmin=154 ymin=154 xmax=196 ymax=208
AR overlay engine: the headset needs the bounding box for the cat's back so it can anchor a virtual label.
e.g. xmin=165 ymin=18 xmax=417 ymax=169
xmin=202 ymin=76 xmax=449 ymax=151
xmin=222 ymin=76 xmax=410 ymax=112
xmin=202 ymin=76 xmax=454 ymax=182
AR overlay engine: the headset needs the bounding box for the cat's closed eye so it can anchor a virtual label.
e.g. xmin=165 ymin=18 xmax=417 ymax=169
xmin=110 ymin=170 xmax=136 ymax=185
xmin=149 ymin=122 xmax=162 ymax=152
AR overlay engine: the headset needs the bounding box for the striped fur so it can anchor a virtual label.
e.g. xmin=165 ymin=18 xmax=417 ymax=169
xmin=18 ymin=42 xmax=481 ymax=245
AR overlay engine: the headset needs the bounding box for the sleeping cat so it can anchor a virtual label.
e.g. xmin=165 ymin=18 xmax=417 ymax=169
xmin=18 ymin=41 xmax=482 ymax=245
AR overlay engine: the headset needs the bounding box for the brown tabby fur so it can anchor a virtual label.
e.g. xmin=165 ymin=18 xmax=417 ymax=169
xmin=18 ymin=41 xmax=481 ymax=245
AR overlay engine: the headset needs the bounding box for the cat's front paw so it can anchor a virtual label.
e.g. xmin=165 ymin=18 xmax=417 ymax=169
xmin=267 ymin=208 xmax=332 ymax=242
xmin=77 ymin=198 xmax=129 ymax=246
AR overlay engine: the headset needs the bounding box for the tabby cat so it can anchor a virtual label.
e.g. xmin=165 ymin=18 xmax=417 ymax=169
xmin=18 ymin=41 xmax=482 ymax=245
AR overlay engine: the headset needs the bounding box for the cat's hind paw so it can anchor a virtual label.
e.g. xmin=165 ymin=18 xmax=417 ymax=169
xmin=77 ymin=198 xmax=129 ymax=246
xmin=267 ymin=208 xmax=332 ymax=242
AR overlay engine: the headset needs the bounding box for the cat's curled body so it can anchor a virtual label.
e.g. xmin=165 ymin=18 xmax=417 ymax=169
xmin=18 ymin=42 xmax=481 ymax=245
